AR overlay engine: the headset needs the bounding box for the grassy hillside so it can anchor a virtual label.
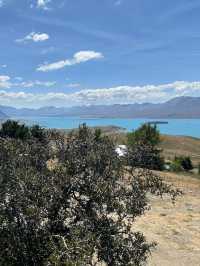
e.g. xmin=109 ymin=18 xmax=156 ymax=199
xmin=160 ymin=135 xmax=200 ymax=166
xmin=109 ymin=131 xmax=200 ymax=166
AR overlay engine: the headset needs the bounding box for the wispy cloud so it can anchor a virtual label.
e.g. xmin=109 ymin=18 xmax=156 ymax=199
xmin=66 ymin=83 xmax=81 ymax=88
xmin=0 ymin=75 xmax=11 ymax=88
xmin=16 ymin=32 xmax=49 ymax=43
xmin=0 ymin=75 xmax=56 ymax=89
xmin=0 ymin=81 xmax=200 ymax=108
xmin=37 ymin=0 xmax=51 ymax=10
xmin=37 ymin=50 xmax=104 ymax=72
xmin=41 ymin=46 xmax=55 ymax=54
xmin=19 ymin=80 xmax=56 ymax=88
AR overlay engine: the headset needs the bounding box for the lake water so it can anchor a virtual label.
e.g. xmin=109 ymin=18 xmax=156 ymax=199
xmin=13 ymin=116 xmax=200 ymax=138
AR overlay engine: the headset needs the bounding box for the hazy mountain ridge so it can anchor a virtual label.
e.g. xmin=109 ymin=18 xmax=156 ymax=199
xmin=0 ymin=96 xmax=200 ymax=119
xmin=0 ymin=109 xmax=9 ymax=119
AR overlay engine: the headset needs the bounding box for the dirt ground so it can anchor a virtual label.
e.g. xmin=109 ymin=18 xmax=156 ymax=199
xmin=134 ymin=171 xmax=200 ymax=266
xmin=159 ymin=135 xmax=200 ymax=166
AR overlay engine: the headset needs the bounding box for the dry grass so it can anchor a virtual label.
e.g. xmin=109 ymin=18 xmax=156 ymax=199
xmin=134 ymin=171 xmax=200 ymax=266
xmin=160 ymin=135 xmax=200 ymax=166
xmin=110 ymin=132 xmax=200 ymax=166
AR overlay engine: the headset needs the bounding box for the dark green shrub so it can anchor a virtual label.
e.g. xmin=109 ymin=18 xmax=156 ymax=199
xmin=0 ymin=120 xmax=48 ymax=143
xmin=0 ymin=120 xmax=30 ymax=140
xmin=127 ymin=124 xmax=164 ymax=170
xmin=127 ymin=123 xmax=160 ymax=147
xmin=181 ymin=156 xmax=193 ymax=171
xmin=170 ymin=159 xmax=183 ymax=172
xmin=0 ymin=123 xmax=181 ymax=266
xmin=171 ymin=156 xmax=193 ymax=172
xmin=30 ymin=124 xmax=47 ymax=142
xmin=127 ymin=143 xmax=164 ymax=171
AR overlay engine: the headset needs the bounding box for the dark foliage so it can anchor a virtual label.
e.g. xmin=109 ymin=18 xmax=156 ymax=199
xmin=30 ymin=124 xmax=47 ymax=142
xmin=127 ymin=143 xmax=164 ymax=171
xmin=0 ymin=120 xmax=30 ymax=140
xmin=0 ymin=123 xmax=181 ymax=266
xmin=172 ymin=156 xmax=193 ymax=172
xmin=127 ymin=124 xmax=160 ymax=147
xmin=0 ymin=120 xmax=47 ymax=142
xmin=127 ymin=124 xmax=164 ymax=170
xmin=180 ymin=156 xmax=193 ymax=171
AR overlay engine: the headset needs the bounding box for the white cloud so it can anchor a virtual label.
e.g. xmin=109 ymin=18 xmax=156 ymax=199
xmin=37 ymin=0 xmax=51 ymax=10
xmin=16 ymin=32 xmax=49 ymax=43
xmin=0 ymin=76 xmax=10 ymax=82
xmin=66 ymin=83 xmax=81 ymax=88
xmin=37 ymin=50 xmax=104 ymax=72
xmin=0 ymin=76 xmax=56 ymax=89
xmin=1 ymin=64 xmax=7 ymax=68
xmin=0 ymin=75 xmax=11 ymax=88
xmin=19 ymin=80 xmax=56 ymax=88
xmin=0 ymin=81 xmax=200 ymax=108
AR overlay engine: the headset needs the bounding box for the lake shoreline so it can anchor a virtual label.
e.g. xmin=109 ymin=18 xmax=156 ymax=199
xmin=3 ymin=116 xmax=200 ymax=138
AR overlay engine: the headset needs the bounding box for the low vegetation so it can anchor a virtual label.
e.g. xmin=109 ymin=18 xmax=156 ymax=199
xmin=170 ymin=156 xmax=193 ymax=172
xmin=0 ymin=121 xmax=181 ymax=266
xmin=127 ymin=124 xmax=164 ymax=171
xmin=0 ymin=120 xmax=47 ymax=141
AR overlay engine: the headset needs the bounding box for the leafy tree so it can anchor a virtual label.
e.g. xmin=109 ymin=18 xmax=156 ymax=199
xmin=30 ymin=124 xmax=47 ymax=142
xmin=0 ymin=124 xmax=181 ymax=266
xmin=0 ymin=120 xmax=30 ymax=140
xmin=0 ymin=120 xmax=48 ymax=143
xmin=127 ymin=124 xmax=164 ymax=170
xmin=127 ymin=143 xmax=164 ymax=171
xmin=127 ymin=124 xmax=160 ymax=147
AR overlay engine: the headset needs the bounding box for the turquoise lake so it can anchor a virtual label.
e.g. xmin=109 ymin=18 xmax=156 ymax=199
xmin=12 ymin=116 xmax=200 ymax=138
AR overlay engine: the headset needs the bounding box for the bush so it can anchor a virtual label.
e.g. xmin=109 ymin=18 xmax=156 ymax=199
xmin=181 ymin=156 xmax=193 ymax=171
xmin=171 ymin=156 xmax=193 ymax=172
xmin=0 ymin=123 xmax=181 ymax=266
xmin=127 ymin=123 xmax=160 ymax=147
xmin=170 ymin=159 xmax=183 ymax=172
xmin=0 ymin=120 xmax=30 ymax=140
xmin=30 ymin=124 xmax=47 ymax=142
xmin=0 ymin=120 xmax=47 ymax=142
xmin=127 ymin=124 xmax=164 ymax=170
xmin=127 ymin=143 xmax=165 ymax=171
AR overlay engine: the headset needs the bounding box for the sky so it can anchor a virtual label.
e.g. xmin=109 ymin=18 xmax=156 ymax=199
xmin=1 ymin=0 xmax=200 ymax=108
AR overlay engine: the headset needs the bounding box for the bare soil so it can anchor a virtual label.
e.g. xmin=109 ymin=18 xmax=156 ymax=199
xmin=134 ymin=171 xmax=200 ymax=266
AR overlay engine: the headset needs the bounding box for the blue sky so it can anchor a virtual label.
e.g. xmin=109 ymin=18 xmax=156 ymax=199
xmin=1 ymin=0 xmax=200 ymax=107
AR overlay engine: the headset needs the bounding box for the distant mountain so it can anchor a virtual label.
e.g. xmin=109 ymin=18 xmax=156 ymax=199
xmin=0 ymin=109 xmax=9 ymax=120
xmin=0 ymin=96 xmax=200 ymax=119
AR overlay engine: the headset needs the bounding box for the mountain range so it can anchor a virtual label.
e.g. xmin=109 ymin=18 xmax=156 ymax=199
xmin=0 ymin=96 xmax=200 ymax=119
